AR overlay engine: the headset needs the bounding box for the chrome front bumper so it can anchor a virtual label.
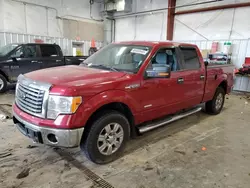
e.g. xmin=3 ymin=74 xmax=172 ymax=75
xmin=13 ymin=111 xmax=84 ymax=148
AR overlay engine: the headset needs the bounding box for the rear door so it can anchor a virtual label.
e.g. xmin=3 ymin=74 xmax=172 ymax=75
xmin=178 ymin=46 xmax=205 ymax=108
xmin=9 ymin=44 xmax=42 ymax=81
xmin=39 ymin=45 xmax=64 ymax=69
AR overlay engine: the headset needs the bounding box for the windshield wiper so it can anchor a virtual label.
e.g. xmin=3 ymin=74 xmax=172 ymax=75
xmin=108 ymin=66 xmax=119 ymax=72
xmin=89 ymin=64 xmax=119 ymax=72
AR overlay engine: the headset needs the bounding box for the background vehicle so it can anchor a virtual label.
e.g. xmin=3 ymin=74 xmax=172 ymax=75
xmin=0 ymin=43 xmax=88 ymax=92
xmin=13 ymin=41 xmax=234 ymax=164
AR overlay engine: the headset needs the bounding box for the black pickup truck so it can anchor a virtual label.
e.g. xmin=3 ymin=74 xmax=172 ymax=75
xmin=0 ymin=43 xmax=88 ymax=92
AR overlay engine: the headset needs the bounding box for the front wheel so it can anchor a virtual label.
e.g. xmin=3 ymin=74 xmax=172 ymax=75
xmin=81 ymin=111 xmax=130 ymax=164
xmin=0 ymin=74 xmax=7 ymax=93
xmin=205 ymin=87 xmax=225 ymax=115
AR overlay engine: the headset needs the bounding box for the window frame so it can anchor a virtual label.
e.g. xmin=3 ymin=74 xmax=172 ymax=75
xmin=179 ymin=46 xmax=201 ymax=71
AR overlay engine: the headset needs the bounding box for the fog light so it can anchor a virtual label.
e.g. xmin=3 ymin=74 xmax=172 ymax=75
xmin=47 ymin=133 xmax=58 ymax=144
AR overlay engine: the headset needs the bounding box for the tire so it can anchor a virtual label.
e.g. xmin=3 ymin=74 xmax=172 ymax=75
xmin=205 ymin=87 xmax=225 ymax=115
xmin=0 ymin=74 xmax=7 ymax=93
xmin=81 ymin=111 xmax=130 ymax=164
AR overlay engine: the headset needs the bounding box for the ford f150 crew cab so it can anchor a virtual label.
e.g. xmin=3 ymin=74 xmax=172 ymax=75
xmin=0 ymin=43 xmax=88 ymax=92
xmin=13 ymin=41 xmax=234 ymax=164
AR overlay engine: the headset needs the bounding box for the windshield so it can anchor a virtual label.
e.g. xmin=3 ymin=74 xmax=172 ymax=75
xmin=0 ymin=44 xmax=19 ymax=56
xmin=82 ymin=44 xmax=151 ymax=73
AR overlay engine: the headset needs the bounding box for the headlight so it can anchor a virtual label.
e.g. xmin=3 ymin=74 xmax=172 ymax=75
xmin=47 ymin=95 xmax=82 ymax=119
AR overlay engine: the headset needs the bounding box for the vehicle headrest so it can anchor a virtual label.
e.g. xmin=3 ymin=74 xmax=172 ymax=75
xmin=156 ymin=52 xmax=166 ymax=64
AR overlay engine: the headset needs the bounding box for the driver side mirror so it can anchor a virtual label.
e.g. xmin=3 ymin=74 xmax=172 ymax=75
xmin=145 ymin=64 xmax=171 ymax=79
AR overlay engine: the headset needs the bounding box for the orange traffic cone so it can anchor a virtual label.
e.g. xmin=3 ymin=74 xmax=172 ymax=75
xmin=89 ymin=38 xmax=97 ymax=56
xmin=91 ymin=38 xmax=96 ymax=48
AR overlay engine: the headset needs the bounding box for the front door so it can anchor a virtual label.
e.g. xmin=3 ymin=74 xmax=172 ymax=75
xmin=9 ymin=44 xmax=42 ymax=81
xmin=139 ymin=47 xmax=186 ymax=122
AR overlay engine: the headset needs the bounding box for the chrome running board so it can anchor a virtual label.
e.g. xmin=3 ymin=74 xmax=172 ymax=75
xmin=139 ymin=107 xmax=202 ymax=133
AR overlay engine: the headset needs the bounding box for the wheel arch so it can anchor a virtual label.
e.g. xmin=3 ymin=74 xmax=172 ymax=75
xmin=81 ymin=101 xmax=137 ymax=143
xmin=218 ymin=80 xmax=227 ymax=94
xmin=0 ymin=69 xmax=9 ymax=82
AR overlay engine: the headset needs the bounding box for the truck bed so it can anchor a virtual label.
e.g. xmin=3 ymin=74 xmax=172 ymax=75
xmin=203 ymin=64 xmax=234 ymax=102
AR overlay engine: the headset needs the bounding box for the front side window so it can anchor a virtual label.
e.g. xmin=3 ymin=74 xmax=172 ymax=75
xmin=24 ymin=45 xmax=37 ymax=58
xmin=82 ymin=44 xmax=151 ymax=73
xmin=180 ymin=47 xmax=200 ymax=70
xmin=147 ymin=48 xmax=179 ymax=72
xmin=40 ymin=45 xmax=58 ymax=57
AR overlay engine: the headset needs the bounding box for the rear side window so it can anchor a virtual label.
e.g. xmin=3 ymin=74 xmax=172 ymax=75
xmin=180 ymin=47 xmax=200 ymax=70
xmin=40 ymin=45 xmax=58 ymax=57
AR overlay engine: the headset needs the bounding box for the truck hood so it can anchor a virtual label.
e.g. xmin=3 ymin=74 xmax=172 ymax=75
xmin=25 ymin=65 xmax=126 ymax=87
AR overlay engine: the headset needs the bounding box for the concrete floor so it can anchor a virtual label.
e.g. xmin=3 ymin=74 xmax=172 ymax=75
xmin=0 ymin=92 xmax=250 ymax=188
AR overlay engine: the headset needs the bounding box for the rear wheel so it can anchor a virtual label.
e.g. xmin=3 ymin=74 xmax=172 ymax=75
xmin=0 ymin=74 xmax=7 ymax=93
xmin=205 ymin=87 xmax=225 ymax=115
xmin=81 ymin=111 xmax=130 ymax=164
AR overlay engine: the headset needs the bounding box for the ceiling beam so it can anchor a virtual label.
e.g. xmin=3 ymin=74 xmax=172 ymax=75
xmin=175 ymin=2 xmax=250 ymax=15
xmin=167 ymin=0 xmax=176 ymax=40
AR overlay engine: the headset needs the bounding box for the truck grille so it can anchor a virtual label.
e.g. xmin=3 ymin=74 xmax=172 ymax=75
xmin=16 ymin=83 xmax=45 ymax=115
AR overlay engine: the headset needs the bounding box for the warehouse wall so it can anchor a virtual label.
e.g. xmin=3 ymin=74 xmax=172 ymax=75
xmin=174 ymin=0 xmax=250 ymax=41
xmin=0 ymin=0 xmax=103 ymax=41
xmin=63 ymin=19 xmax=104 ymax=41
xmin=114 ymin=0 xmax=168 ymax=41
xmin=114 ymin=0 xmax=250 ymax=42
xmin=0 ymin=0 xmax=4 ymax=31
xmin=175 ymin=0 xmax=250 ymax=11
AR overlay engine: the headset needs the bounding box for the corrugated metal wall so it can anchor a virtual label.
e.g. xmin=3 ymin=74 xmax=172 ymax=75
xmin=234 ymin=76 xmax=250 ymax=92
xmin=178 ymin=39 xmax=250 ymax=68
xmin=0 ymin=0 xmax=103 ymax=39
xmin=0 ymin=32 xmax=103 ymax=56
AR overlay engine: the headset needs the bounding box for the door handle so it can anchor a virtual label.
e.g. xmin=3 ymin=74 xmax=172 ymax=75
xmin=200 ymin=75 xmax=205 ymax=80
xmin=56 ymin=60 xmax=62 ymax=62
xmin=177 ymin=77 xmax=184 ymax=84
xmin=31 ymin=61 xmax=37 ymax=63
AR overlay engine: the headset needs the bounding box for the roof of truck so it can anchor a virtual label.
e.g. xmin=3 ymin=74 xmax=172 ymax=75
xmin=116 ymin=41 xmax=196 ymax=47
xmin=24 ymin=43 xmax=59 ymax=45
xmin=9 ymin=43 xmax=59 ymax=46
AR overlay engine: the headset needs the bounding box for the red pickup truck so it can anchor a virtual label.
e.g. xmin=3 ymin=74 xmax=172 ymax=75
xmin=13 ymin=41 xmax=234 ymax=164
